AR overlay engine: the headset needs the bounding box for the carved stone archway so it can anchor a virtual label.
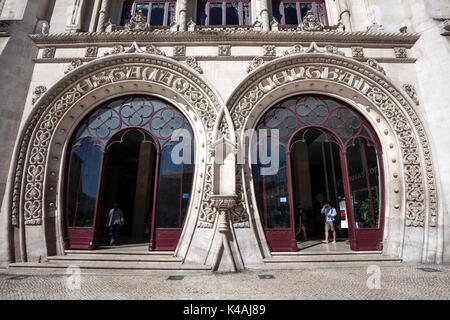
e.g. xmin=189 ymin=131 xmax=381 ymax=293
xmin=6 ymin=53 xmax=223 ymax=263
xmin=226 ymin=53 xmax=442 ymax=264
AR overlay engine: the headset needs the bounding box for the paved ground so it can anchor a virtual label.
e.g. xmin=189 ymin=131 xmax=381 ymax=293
xmin=0 ymin=263 xmax=448 ymax=300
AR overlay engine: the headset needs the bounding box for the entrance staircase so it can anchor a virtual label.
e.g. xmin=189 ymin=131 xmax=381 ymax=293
xmin=8 ymin=249 xmax=212 ymax=272
xmin=246 ymin=250 xmax=402 ymax=270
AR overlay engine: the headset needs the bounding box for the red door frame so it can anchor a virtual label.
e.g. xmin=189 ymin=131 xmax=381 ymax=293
xmin=64 ymin=96 xmax=195 ymax=252
xmin=256 ymin=96 xmax=385 ymax=252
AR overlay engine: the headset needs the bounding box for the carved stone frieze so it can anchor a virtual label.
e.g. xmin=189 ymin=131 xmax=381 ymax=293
xmin=283 ymin=42 xmax=345 ymax=56
xmin=12 ymin=56 xmax=220 ymax=226
xmin=228 ymin=56 xmax=438 ymax=228
xmin=185 ymin=56 xmax=203 ymax=74
xmin=103 ymin=42 xmax=166 ymax=57
xmin=64 ymin=59 xmax=83 ymax=74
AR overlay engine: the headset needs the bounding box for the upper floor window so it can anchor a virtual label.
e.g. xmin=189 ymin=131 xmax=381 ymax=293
xmin=272 ymin=0 xmax=327 ymax=25
xmin=121 ymin=0 xmax=176 ymax=26
xmin=197 ymin=0 xmax=251 ymax=26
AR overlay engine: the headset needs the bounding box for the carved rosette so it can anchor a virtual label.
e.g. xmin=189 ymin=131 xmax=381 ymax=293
xmin=64 ymin=59 xmax=83 ymax=74
xmin=185 ymin=57 xmax=203 ymax=74
xmin=12 ymin=56 xmax=219 ymax=227
xmin=85 ymin=46 xmax=98 ymax=58
xmin=31 ymin=86 xmax=47 ymax=105
xmin=263 ymin=45 xmax=276 ymax=57
xmin=218 ymin=45 xmax=231 ymax=56
xmin=394 ymin=47 xmax=408 ymax=58
xmin=247 ymin=57 xmax=265 ymax=73
xmin=228 ymin=56 xmax=437 ymax=228
xmin=352 ymin=47 xmax=365 ymax=58
xmin=42 ymin=47 xmax=55 ymax=59
xmin=174 ymin=46 xmax=186 ymax=57
xmin=402 ymin=84 xmax=420 ymax=105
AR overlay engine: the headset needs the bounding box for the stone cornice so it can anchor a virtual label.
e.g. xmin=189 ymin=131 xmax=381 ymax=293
xmin=29 ymin=30 xmax=421 ymax=48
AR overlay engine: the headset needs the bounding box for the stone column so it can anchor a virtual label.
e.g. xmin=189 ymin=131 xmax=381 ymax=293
xmin=96 ymin=0 xmax=111 ymax=32
xmin=178 ymin=0 xmax=188 ymax=31
xmin=259 ymin=0 xmax=270 ymax=32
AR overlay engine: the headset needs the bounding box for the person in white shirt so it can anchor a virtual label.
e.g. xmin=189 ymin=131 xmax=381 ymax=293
xmin=321 ymin=200 xmax=337 ymax=243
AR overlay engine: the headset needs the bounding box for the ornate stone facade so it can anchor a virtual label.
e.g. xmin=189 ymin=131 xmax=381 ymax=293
xmin=0 ymin=0 xmax=448 ymax=270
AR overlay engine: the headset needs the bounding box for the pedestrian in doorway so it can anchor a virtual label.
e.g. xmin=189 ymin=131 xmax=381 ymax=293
xmin=321 ymin=200 xmax=337 ymax=243
xmin=108 ymin=203 xmax=124 ymax=246
xmin=295 ymin=203 xmax=307 ymax=241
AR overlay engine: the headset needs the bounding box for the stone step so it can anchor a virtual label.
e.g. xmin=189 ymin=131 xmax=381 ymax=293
xmin=245 ymin=260 xmax=402 ymax=270
xmin=64 ymin=249 xmax=174 ymax=256
xmin=271 ymin=251 xmax=383 ymax=256
xmin=47 ymin=254 xmax=182 ymax=263
xmin=8 ymin=261 xmax=212 ymax=271
xmin=263 ymin=254 xmax=402 ymax=264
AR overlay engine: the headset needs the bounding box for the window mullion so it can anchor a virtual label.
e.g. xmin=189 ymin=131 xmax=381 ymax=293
xmin=223 ymin=1 xmax=226 ymax=26
xmin=296 ymin=2 xmax=301 ymax=24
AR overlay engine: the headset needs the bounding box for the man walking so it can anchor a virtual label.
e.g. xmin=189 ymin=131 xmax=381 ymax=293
xmin=108 ymin=203 xmax=124 ymax=246
xmin=321 ymin=200 xmax=337 ymax=243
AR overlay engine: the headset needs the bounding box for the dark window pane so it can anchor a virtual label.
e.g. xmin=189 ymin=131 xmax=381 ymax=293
xmin=316 ymin=3 xmax=327 ymax=25
xmin=156 ymin=147 xmax=183 ymax=228
xmin=242 ymin=2 xmax=250 ymax=25
xmin=300 ymin=3 xmax=313 ymax=20
xmin=67 ymin=138 xmax=102 ymax=227
xmin=167 ymin=3 xmax=176 ymax=25
xmin=226 ymin=2 xmax=239 ymax=25
xmin=150 ymin=3 xmax=165 ymax=26
xmin=272 ymin=2 xmax=281 ymax=23
xmin=284 ymin=3 xmax=298 ymax=24
xmin=209 ymin=3 xmax=223 ymax=25
xmin=346 ymin=139 xmax=377 ymax=229
xmin=121 ymin=2 xmax=133 ymax=25
xmin=197 ymin=2 xmax=207 ymax=25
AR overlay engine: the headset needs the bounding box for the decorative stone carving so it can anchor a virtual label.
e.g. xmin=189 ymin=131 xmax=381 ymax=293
xmin=104 ymin=45 xmax=124 ymax=56
xmin=394 ymin=47 xmax=408 ymax=58
xmin=403 ymin=84 xmax=420 ymax=105
xmin=218 ymin=45 xmax=231 ymax=56
xmin=228 ymin=56 xmax=438 ymax=228
xmin=367 ymin=21 xmax=385 ymax=32
xmin=174 ymin=46 xmax=186 ymax=57
xmin=145 ymin=44 xmax=166 ymax=56
xmin=283 ymin=42 xmax=345 ymax=56
xmin=104 ymin=42 xmax=166 ymax=56
xmin=64 ymin=59 xmax=83 ymax=74
xmin=32 ymin=86 xmax=47 ymax=105
xmin=352 ymin=47 xmax=365 ymax=58
xmin=42 ymin=47 xmax=56 ymax=59
xmin=263 ymin=45 xmax=276 ymax=57
xmin=125 ymin=10 xmax=151 ymax=32
xmin=247 ymin=57 xmax=265 ymax=73
xmin=270 ymin=18 xmax=279 ymax=31
xmin=297 ymin=10 xmax=324 ymax=32
xmin=187 ymin=19 xmax=196 ymax=31
xmin=366 ymin=58 xmax=386 ymax=75
xmin=13 ymin=57 xmax=219 ymax=227
xmin=185 ymin=56 xmax=203 ymax=73
xmin=85 ymin=46 xmax=98 ymax=58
